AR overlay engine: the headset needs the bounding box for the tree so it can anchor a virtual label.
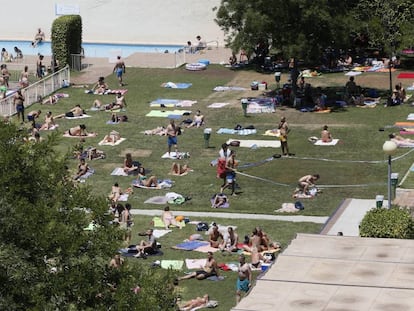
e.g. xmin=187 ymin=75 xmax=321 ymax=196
xmin=0 ymin=124 xmax=176 ymax=310
xmin=214 ymin=0 xmax=357 ymax=64
xmin=353 ymin=0 xmax=414 ymax=55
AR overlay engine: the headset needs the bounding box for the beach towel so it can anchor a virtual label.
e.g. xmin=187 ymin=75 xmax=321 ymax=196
xmin=400 ymin=130 xmax=414 ymax=135
xmin=395 ymin=122 xmax=414 ymax=128
xmin=210 ymin=197 xmax=229 ymax=208
xmin=150 ymin=99 xmax=197 ymax=107
xmin=313 ymin=139 xmax=339 ymax=146
xmin=119 ymin=246 xmax=163 ymax=257
xmin=391 ymin=139 xmax=414 ymax=148
xmin=132 ymin=179 xmax=173 ymax=189
xmin=40 ymin=124 xmax=59 ymax=131
xmin=275 ymin=202 xmax=301 ymax=213
xmin=145 ymin=110 xmax=191 ymax=118
xmin=174 ymin=241 xmax=209 ymax=251
xmin=144 ymin=196 xmax=169 ymax=204
xmin=105 ymin=89 xmax=128 ymax=95
xmin=78 ymin=168 xmax=95 ymax=180
xmin=110 ymin=167 xmax=130 ymax=176
xmin=98 ymin=137 xmax=126 ymax=146
xmin=217 ymin=128 xmax=257 ymax=136
xmin=194 ymin=244 xmax=220 ymax=253
xmin=185 ymin=259 xmax=207 ymax=269
xmin=263 ymin=129 xmax=280 ymax=137
xmin=153 ymin=229 xmax=172 ymax=238
xmin=213 ymin=86 xmax=246 ymax=91
xmin=162 ymin=82 xmax=192 ymax=89
xmin=117 ymin=193 xmax=129 ymax=202
xmin=63 ymin=133 xmax=97 ymax=138
xmin=345 ymin=71 xmax=362 ymax=76
xmin=152 ymin=216 xmax=166 ymax=228
xmin=397 ymin=72 xmax=414 ymax=79
xmin=65 ymin=114 xmax=91 ymax=119
xmin=160 ymin=260 xmax=184 ymax=270
xmin=246 ymin=102 xmax=275 ymax=113
xmin=207 ymin=102 xmax=229 ymax=108
xmin=161 ymin=152 xmax=190 ymax=159
xmin=407 ymin=113 xmax=414 ymax=121
xmin=226 ymin=139 xmax=281 ymax=148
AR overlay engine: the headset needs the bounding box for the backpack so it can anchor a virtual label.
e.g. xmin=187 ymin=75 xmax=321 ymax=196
xmin=196 ymin=222 xmax=209 ymax=231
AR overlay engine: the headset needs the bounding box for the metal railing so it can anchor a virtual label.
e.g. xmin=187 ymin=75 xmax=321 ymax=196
xmin=0 ymin=66 xmax=70 ymax=117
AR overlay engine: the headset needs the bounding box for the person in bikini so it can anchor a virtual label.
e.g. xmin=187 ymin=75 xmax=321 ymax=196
xmin=170 ymin=162 xmax=192 ymax=175
xmin=177 ymin=251 xmax=219 ymax=281
xmin=123 ymin=153 xmax=139 ymax=174
xmin=73 ymin=158 xmax=89 ymax=180
xmin=321 ymin=125 xmax=333 ymax=142
xmin=135 ymin=166 xmax=159 ymax=188
xmin=177 ymin=294 xmax=209 ymax=311
xmin=161 ymin=206 xmax=182 ymax=230
xmin=186 ymin=110 xmax=204 ymax=128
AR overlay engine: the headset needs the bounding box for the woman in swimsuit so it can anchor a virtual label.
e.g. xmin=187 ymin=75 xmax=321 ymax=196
xmin=136 ymin=167 xmax=158 ymax=188
xmin=161 ymin=206 xmax=182 ymax=230
xmin=123 ymin=153 xmax=139 ymax=174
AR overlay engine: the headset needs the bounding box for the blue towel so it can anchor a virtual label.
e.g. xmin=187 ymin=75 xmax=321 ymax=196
xmin=174 ymin=241 xmax=209 ymax=251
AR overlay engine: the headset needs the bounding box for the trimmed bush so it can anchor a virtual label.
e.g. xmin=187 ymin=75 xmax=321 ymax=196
xmin=51 ymin=15 xmax=82 ymax=67
xmin=360 ymin=207 xmax=414 ymax=239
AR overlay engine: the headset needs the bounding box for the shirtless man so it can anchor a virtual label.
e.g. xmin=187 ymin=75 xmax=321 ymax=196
xmin=27 ymin=110 xmax=41 ymax=126
xmin=32 ymin=28 xmax=45 ymax=47
xmin=209 ymin=225 xmax=224 ymax=248
xmin=221 ymin=150 xmax=238 ymax=196
xmin=321 ymin=125 xmax=332 ymax=142
xmin=166 ymin=119 xmax=179 ymax=156
xmin=39 ymin=111 xmax=55 ymax=130
xmin=73 ymin=158 xmax=89 ymax=180
xmin=65 ymin=124 xmax=89 ymax=137
xmin=113 ymin=56 xmax=126 ymax=86
xmin=220 ymin=226 xmax=239 ymax=252
xmin=236 ymin=254 xmax=252 ymax=303
xmin=55 ymin=104 xmax=84 ymax=119
xmin=134 ymin=229 xmax=157 ymax=258
xmin=178 ymin=251 xmax=218 ymax=281
xmin=297 ymin=174 xmax=320 ymax=194
xmin=13 ymin=90 xmax=25 ymax=123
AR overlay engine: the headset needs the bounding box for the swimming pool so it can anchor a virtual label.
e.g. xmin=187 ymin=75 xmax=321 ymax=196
xmin=0 ymin=40 xmax=183 ymax=58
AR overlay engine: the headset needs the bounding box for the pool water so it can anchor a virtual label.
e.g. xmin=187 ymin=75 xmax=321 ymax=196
xmin=0 ymin=40 xmax=183 ymax=58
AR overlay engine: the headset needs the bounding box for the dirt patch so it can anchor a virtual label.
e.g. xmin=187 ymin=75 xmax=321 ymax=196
xmin=119 ymin=148 xmax=152 ymax=158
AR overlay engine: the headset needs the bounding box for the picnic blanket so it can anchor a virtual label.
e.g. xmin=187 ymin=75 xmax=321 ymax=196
xmin=117 ymin=193 xmax=129 ymax=202
xmin=150 ymin=99 xmax=197 ymax=107
xmin=217 ymin=128 xmax=257 ymax=136
xmin=40 ymin=124 xmax=59 ymax=131
xmin=145 ymin=110 xmax=191 ymax=118
xmin=226 ymin=139 xmax=281 ymax=148
xmin=98 ymin=137 xmax=126 ymax=146
xmin=78 ymin=168 xmax=95 ymax=180
xmin=173 ymin=241 xmax=209 ymax=251
xmin=160 ymin=260 xmax=184 ymax=270
xmin=314 ymin=139 xmax=339 ymax=146
xmin=246 ymin=97 xmax=276 ymax=113
xmin=213 ymin=86 xmax=246 ymax=91
xmin=63 ymin=133 xmax=97 ymax=138
xmin=162 ymin=82 xmax=192 ymax=89
xmin=193 ymin=244 xmax=220 ymax=253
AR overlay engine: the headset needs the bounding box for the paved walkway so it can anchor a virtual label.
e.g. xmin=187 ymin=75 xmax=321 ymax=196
xmin=130 ymin=209 xmax=329 ymax=224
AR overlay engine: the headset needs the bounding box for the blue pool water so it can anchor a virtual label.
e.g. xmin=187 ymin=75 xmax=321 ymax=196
xmin=0 ymin=40 xmax=183 ymax=58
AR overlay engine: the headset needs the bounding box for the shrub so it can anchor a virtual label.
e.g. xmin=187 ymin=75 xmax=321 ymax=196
xmin=360 ymin=207 xmax=414 ymax=239
xmin=51 ymin=15 xmax=82 ymax=67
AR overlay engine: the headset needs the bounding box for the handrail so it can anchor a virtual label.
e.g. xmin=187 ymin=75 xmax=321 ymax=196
xmin=206 ymin=40 xmax=219 ymax=49
xmin=0 ymin=65 xmax=70 ymax=117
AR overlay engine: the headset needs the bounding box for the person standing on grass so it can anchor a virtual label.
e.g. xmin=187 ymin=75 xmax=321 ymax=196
xmin=14 ymin=89 xmax=25 ymax=124
xmin=236 ymin=254 xmax=252 ymax=303
xmin=166 ymin=119 xmax=179 ymax=156
xmin=221 ymin=150 xmax=238 ymax=196
xmin=113 ymin=56 xmax=126 ymax=86
xmin=278 ymin=116 xmax=290 ymax=156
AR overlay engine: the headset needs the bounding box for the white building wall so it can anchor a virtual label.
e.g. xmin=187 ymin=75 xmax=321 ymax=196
xmin=4 ymin=0 xmax=225 ymax=45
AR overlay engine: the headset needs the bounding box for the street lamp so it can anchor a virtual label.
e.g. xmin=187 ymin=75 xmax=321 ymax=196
xmin=382 ymin=140 xmax=397 ymax=209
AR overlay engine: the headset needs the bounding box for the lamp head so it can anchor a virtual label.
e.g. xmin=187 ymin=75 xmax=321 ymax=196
xmin=382 ymin=140 xmax=397 ymax=155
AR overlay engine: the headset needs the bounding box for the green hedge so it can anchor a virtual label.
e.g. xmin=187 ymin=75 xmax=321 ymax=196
xmin=51 ymin=15 xmax=82 ymax=67
xmin=360 ymin=207 xmax=414 ymax=239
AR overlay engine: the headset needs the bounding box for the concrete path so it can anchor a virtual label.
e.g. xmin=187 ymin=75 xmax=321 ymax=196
xmin=130 ymin=209 xmax=329 ymax=224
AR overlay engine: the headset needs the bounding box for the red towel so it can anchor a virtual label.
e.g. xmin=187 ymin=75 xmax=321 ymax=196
xmin=397 ymin=72 xmax=414 ymax=79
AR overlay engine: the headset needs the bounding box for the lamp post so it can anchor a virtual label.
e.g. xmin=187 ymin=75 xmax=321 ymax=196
xmin=382 ymin=140 xmax=397 ymax=209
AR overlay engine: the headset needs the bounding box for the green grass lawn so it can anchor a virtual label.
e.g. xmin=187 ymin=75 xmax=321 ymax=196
xmin=19 ymin=65 xmax=414 ymax=309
